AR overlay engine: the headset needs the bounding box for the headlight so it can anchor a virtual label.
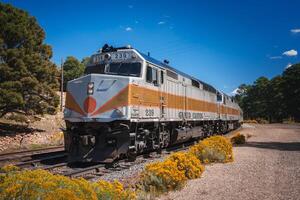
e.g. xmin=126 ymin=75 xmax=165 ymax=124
xmin=88 ymin=82 xmax=94 ymax=89
xmin=104 ymin=53 xmax=111 ymax=60
xmin=87 ymin=82 xmax=94 ymax=95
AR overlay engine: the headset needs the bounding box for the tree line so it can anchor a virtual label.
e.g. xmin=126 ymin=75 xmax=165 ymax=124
xmin=234 ymin=63 xmax=300 ymax=122
xmin=0 ymin=3 xmax=86 ymax=117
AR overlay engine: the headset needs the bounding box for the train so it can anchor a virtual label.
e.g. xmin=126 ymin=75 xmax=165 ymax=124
xmin=63 ymin=44 xmax=243 ymax=163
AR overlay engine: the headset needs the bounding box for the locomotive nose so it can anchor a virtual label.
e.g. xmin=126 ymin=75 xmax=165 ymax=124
xmin=83 ymin=96 xmax=97 ymax=113
xmin=65 ymin=74 xmax=129 ymax=120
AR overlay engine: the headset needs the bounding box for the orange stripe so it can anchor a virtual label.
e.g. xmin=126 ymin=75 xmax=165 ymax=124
xmin=129 ymin=84 xmax=219 ymax=113
xmin=69 ymin=84 xmax=240 ymax=117
xmin=91 ymin=85 xmax=129 ymax=116
xmin=220 ymin=105 xmax=240 ymax=115
xmin=65 ymin=92 xmax=85 ymax=116
xmin=129 ymin=84 xmax=240 ymax=115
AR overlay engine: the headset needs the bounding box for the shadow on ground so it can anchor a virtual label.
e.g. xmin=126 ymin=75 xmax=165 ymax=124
xmin=0 ymin=122 xmax=44 ymax=136
xmin=240 ymin=141 xmax=300 ymax=151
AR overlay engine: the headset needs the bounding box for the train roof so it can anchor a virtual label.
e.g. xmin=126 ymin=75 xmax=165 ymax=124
xmin=138 ymin=51 xmax=217 ymax=93
xmin=99 ymin=44 xmax=217 ymax=93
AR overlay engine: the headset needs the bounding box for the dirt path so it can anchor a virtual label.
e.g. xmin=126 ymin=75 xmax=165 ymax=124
xmin=160 ymin=124 xmax=300 ymax=200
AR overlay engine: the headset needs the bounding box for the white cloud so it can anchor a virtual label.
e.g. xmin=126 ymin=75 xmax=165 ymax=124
xmin=125 ymin=27 xmax=132 ymax=31
xmin=231 ymin=88 xmax=240 ymax=95
xmin=291 ymin=29 xmax=300 ymax=33
xmin=286 ymin=63 xmax=292 ymax=69
xmin=158 ymin=21 xmax=165 ymax=25
xmin=269 ymin=56 xmax=282 ymax=59
xmin=282 ymin=49 xmax=298 ymax=57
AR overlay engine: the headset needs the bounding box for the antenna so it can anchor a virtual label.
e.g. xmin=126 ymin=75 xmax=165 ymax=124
xmin=60 ymin=58 xmax=64 ymax=111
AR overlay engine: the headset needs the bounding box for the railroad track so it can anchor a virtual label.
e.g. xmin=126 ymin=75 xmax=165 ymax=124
xmin=0 ymin=146 xmax=66 ymax=167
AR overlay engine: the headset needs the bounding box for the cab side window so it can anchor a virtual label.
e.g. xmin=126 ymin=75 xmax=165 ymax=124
xmin=217 ymin=92 xmax=222 ymax=102
xmin=146 ymin=66 xmax=152 ymax=83
xmin=160 ymin=70 xmax=164 ymax=84
xmin=146 ymin=65 xmax=158 ymax=86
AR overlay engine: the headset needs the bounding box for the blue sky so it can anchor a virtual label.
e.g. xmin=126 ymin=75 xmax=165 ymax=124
xmin=2 ymin=0 xmax=300 ymax=94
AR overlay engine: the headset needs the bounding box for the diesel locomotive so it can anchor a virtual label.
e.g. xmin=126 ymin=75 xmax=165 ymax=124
xmin=64 ymin=44 xmax=243 ymax=163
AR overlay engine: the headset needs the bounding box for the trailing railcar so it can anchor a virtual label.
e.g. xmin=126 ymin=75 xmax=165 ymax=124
xmin=63 ymin=44 xmax=242 ymax=163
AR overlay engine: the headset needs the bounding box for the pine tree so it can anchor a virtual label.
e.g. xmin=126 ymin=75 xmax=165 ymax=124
xmin=0 ymin=3 xmax=59 ymax=117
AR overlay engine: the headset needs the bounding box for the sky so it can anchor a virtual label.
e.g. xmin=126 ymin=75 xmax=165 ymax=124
xmin=2 ymin=0 xmax=300 ymax=94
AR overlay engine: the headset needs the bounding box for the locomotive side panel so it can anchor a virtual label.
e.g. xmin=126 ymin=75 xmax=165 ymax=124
xmin=64 ymin=46 xmax=243 ymax=163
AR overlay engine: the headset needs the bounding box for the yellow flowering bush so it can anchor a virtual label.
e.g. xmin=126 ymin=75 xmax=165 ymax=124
xmin=243 ymin=119 xmax=258 ymax=124
xmin=140 ymin=159 xmax=187 ymax=193
xmin=94 ymin=180 xmax=136 ymax=200
xmin=230 ymin=133 xmax=246 ymax=145
xmin=0 ymin=168 xmax=136 ymax=200
xmin=0 ymin=169 xmax=97 ymax=200
xmin=189 ymin=135 xmax=233 ymax=163
xmin=0 ymin=164 xmax=20 ymax=173
xmin=166 ymin=152 xmax=205 ymax=179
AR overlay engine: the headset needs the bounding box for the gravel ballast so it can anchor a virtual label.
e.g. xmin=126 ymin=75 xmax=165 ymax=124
xmin=159 ymin=124 xmax=300 ymax=200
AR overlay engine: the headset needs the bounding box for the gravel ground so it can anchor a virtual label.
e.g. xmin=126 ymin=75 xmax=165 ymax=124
xmin=91 ymin=151 xmax=174 ymax=186
xmin=159 ymin=124 xmax=300 ymax=200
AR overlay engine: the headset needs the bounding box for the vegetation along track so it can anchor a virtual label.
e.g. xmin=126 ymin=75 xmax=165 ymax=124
xmin=0 ymin=128 xmax=241 ymax=180
xmin=59 ymin=139 xmax=209 ymax=180
xmin=0 ymin=142 xmax=189 ymax=179
xmin=57 ymin=128 xmax=242 ymax=179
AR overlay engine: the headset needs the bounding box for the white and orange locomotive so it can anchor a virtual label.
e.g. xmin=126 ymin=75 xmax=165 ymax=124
xmin=64 ymin=44 xmax=242 ymax=163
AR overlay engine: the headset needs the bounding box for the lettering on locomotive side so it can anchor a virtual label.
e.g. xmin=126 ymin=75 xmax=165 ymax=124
xmin=192 ymin=112 xmax=204 ymax=119
xmin=178 ymin=112 xmax=204 ymax=119
xmin=145 ymin=108 xmax=155 ymax=116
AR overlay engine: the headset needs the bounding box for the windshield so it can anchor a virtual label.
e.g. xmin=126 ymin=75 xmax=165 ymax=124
xmin=84 ymin=62 xmax=142 ymax=77
xmin=84 ymin=64 xmax=105 ymax=74
xmin=107 ymin=62 xmax=141 ymax=77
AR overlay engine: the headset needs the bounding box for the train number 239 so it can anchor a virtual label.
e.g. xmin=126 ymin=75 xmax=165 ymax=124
xmin=145 ymin=109 xmax=155 ymax=116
